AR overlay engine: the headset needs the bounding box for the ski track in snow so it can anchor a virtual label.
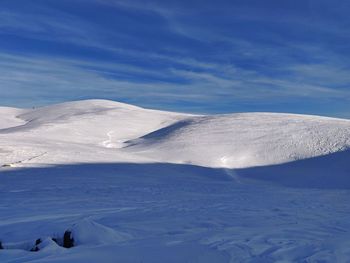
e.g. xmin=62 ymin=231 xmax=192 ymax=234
xmin=0 ymin=99 xmax=350 ymax=262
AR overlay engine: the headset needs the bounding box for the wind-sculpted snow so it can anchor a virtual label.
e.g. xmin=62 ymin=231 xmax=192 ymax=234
xmin=1 ymin=163 xmax=350 ymax=262
xmin=1 ymin=99 xmax=350 ymax=262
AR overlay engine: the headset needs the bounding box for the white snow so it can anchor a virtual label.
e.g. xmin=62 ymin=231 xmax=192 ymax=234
xmin=0 ymin=99 xmax=350 ymax=262
xmin=0 ymin=107 xmax=25 ymax=129
xmin=125 ymin=113 xmax=350 ymax=168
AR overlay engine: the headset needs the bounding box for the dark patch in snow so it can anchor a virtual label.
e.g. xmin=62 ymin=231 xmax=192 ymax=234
xmin=30 ymin=238 xmax=42 ymax=252
xmin=63 ymin=230 xmax=74 ymax=248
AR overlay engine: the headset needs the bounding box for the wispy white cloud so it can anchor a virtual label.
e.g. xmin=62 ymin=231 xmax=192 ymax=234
xmin=0 ymin=6 xmax=139 ymax=57
xmin=0 ymin=9 xmax=88 ymax=39
xmin=1 ymin=52 xmax=349 ymax=111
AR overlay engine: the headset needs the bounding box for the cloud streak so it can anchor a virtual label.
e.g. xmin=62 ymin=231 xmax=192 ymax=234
xmin=0 ymin=52 xmax=349 ymax=113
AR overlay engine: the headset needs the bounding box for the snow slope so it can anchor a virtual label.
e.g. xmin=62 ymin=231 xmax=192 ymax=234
xmin=2 ymin=99 xmax=350 ymax=170
xmin=0 ymin=107 xmax=25 ymax=129
xmin=126 ymin=113 xmax=350 ymax=168
xmin=1 ymin=99 xmax=350 ymax=262
xmin=0 ymin=99 xmax=187 ymax=165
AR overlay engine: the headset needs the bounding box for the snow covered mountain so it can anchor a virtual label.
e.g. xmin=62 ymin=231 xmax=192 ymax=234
xmin=2 ymin=99 xmax=350 ymax=169
xmin=1 ymin=100 xmax=350 ymax=262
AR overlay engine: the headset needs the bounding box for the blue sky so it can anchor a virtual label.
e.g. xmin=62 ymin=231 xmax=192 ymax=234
xmin=0 ymin=0 xmax=350 ymax=117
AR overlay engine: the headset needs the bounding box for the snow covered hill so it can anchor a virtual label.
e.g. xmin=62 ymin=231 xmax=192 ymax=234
xmin=0 ymin=99 xmax=187 ymax=165
xmin=125 ymin=113 xmax=350 ymax=168
xmin=1 ymin=99 xmax=350 ymax=170
xmin=1 ymin=99 xmax=350 ymax=262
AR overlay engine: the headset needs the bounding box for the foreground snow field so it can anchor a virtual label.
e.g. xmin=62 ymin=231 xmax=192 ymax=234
xmin=1 ymin=99 xmax=350 ymax=262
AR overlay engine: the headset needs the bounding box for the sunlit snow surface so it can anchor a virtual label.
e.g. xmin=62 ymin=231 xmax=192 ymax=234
xmin=1 ymin=100 xmax=350 ymax=262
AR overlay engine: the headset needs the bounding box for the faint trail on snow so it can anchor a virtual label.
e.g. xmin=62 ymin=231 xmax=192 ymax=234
xmin=223 ymin=168 xmax=242 ymax=184
xmin=101 ymin=131 xmax=115 ymax=148
xmin=220 ymin=156 xmax=242 ymax=183
xmin=101 ymin=131 xmax=126 ymax=149
xmin=1 ymin=152 xmax=47 ymax=167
